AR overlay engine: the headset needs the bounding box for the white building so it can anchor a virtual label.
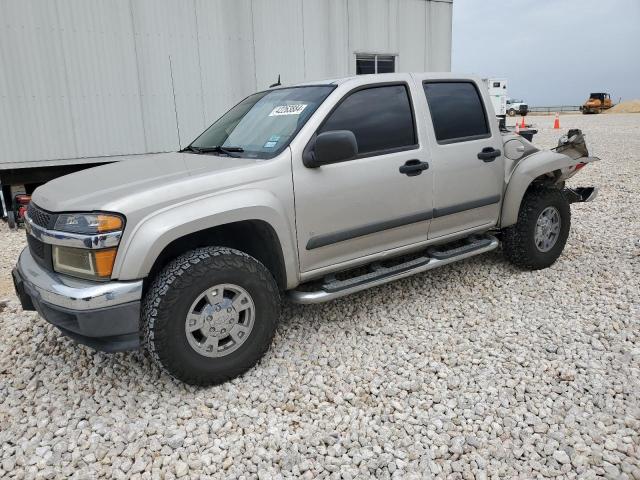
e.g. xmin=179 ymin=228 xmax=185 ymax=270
xmin=0 ymin=0 xmax=452 ymax=169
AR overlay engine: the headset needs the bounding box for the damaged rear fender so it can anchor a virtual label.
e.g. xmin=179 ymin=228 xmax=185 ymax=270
xmin=500 ymin=150 xmax=599 ymax=228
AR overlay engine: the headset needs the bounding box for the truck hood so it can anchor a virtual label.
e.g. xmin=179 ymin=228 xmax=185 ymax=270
xmin=32 ymin=152 xmax=258 ymax=213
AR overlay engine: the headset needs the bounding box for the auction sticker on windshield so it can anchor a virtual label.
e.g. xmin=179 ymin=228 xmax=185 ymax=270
xmin=269 ymin=104 xmax=307 ymax=116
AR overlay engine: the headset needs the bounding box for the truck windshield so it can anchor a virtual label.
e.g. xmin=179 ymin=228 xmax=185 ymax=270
xmin=188 ymin=85 xmax=335 ymax=159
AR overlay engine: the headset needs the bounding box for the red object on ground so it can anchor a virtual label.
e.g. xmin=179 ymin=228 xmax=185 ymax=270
xmin=14 ymin=194 xmax=31 ymax=220
xmin=553 ymin=113 xmax=560 ymax=129
xmin=15 ymin=194 xmax=31 ymax=205
xmin=520 ymin=116 xmax=526 ymax=128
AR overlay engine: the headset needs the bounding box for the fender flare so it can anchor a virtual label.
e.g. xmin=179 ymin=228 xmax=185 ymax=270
xmin=500 ymin=150 xmax=583 ymax=228
xmin=112 ymin=189 xmax=299 ymax=287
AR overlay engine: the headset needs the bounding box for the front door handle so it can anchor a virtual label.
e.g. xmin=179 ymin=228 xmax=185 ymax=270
xmin=477 ymin=147 xmax=501 ymax=162
xmin=399 ymin=159 xmax=429 ymax=176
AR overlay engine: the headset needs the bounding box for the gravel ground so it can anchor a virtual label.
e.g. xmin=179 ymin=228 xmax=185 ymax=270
xmin=1 ymin=113 xmax=639 ymax=479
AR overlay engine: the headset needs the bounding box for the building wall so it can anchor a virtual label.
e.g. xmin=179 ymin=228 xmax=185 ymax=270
xmin=0 ymin=0 xmax=452 ymax=165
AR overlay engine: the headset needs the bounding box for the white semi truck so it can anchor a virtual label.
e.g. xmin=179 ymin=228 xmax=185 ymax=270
xmin=483 ymin=78 xmax=534 ymax=141
xmin=484 ymin=78 xmax=508 ymax=118
xmin=483 ymin=79 xmax=530 ymax=118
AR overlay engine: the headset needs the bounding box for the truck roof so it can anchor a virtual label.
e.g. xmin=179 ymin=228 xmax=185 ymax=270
xmin=286 ymin=72 xmax=479 ymax=88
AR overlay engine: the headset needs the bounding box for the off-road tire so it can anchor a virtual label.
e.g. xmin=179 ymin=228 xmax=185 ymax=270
xmin=142 ymin=246 xmax=280 ymax=386
xmin=502 ymin=187 xmax=571 ymax=270
xmin=6 ymin=210 xmax=17 ymax=229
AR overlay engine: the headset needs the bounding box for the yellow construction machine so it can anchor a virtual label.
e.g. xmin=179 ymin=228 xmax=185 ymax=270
xmin=582 ymin=92 xmax=613 ymax=114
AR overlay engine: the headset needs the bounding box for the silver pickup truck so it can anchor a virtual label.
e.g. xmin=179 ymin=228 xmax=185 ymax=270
xmin=13 ymin=73 xmax=597 ymax=385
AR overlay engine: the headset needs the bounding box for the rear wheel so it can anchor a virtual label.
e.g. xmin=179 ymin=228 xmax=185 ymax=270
xmin=502 ymin=187 xmax=571 ymax=270
xmin=142 ymin=246 xmax=280 ymax=386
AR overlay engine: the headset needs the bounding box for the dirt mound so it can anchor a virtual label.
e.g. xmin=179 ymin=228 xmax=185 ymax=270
xmin=606 ymin=99 xmax=640 ymax=113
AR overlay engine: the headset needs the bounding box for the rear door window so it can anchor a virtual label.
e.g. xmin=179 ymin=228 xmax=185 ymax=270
xmin=423 ymin=82 xmax=490 ymax=143
xmin=319 ymin=84 xmax=417 ymax=156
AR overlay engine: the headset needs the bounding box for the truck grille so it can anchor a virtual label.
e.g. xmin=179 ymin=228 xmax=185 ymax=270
xmin=27 ymin=202 xmax=57 ymax=229
xmin=27 ymin=233 xmax=53 ymax=270
xmin=26 ymin=203 xmax=55 ymax=270
xmin=27 ymin=235 xmax=45 ymax=260
xmin=27 ymin=233 xmax=53 ymax=272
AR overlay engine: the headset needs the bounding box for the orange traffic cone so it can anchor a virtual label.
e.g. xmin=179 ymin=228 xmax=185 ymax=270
xmin=520 ymin=116 xmax=526 ymax=128
xmin=553 ymin=113 xmax=560 ymax=129
xmin=515 ymin=121 xmax=520 ymax=134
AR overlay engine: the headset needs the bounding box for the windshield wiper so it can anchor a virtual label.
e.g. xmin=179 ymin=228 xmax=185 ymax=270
xmin=180 ymin=145 xmax=245 ymax=157
xmin=179 ymin=145 xmax=202 ymax=153
xmin=196 ymin=145 xmax=245 ymax=157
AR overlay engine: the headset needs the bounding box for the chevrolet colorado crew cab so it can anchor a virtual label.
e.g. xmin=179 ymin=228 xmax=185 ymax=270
xmin=13 ymin=73 xmax=598 ymax=386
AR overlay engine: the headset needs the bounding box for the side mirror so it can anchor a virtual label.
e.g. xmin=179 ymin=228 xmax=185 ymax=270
xmin=304 ymin=130 xmax=358 ymax=168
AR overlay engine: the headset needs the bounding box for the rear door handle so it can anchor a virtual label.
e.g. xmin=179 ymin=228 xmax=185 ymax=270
xmin=477 ymin=147 xmax=501 ymax=162
xmin=399 ymin=159 xmax=429 ymax=176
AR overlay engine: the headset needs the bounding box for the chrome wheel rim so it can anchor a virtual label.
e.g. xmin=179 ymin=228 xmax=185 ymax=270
xmin=534 ymin=206 xmax=561 ymax=253
xmin=184 ymin=284 xmax=255 ymax=358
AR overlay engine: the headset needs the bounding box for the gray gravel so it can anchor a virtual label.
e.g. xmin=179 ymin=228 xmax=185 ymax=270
xmin=1 ymin=113 xmax=639 ymax=479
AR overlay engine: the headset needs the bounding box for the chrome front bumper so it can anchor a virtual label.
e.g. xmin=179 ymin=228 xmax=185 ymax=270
xmin=14 ymin=247 xmax=142 ymax=311
xmin=12 ymin=248 xmax=143 ymax=351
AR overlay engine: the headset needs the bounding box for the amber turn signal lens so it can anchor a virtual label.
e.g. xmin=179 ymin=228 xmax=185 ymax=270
xmin=94 ymin=248 xmax=118 ymax=277
xmin=97 ymin=215 xmax=123 ymax=233
xmin=52 ymin=246 xmax=118 ymax=280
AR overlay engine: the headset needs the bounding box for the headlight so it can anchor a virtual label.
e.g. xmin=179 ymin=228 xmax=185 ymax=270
xmin=53 ymin=246 xmax=118 ymax=281
xmin=47 ymin=212 xmax=124 ymax=280
xmin=54 ymin=213 xmax=123 ymax=234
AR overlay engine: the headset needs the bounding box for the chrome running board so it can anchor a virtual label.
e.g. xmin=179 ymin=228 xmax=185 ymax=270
xmin=288 ymin=235 xmax=499 ymax=304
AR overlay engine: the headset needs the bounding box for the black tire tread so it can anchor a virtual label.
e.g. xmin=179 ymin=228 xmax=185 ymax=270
xmin=142 ymin=246 xmax=280 ymax=386
xmin=7 ymin=210 xmax=17 ymax=229
xmin=502 ymin=186 xmax=571 ymax=270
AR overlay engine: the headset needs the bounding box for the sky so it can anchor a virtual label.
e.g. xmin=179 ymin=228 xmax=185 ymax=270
xmin=452 ymin=0 xmax=640 ymax=106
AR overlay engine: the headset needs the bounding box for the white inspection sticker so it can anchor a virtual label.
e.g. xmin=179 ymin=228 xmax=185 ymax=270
xmin=269 ymin=104 xmax=307 ymax=116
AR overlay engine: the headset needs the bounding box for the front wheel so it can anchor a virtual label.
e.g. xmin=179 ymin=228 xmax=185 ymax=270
xmin=502 ymin=187 xmax=571 ymax=270
xmin=507 ymin=108 xmax=516 ymax=117
xmin=142 ymin=247 xmax=280 ymax=386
